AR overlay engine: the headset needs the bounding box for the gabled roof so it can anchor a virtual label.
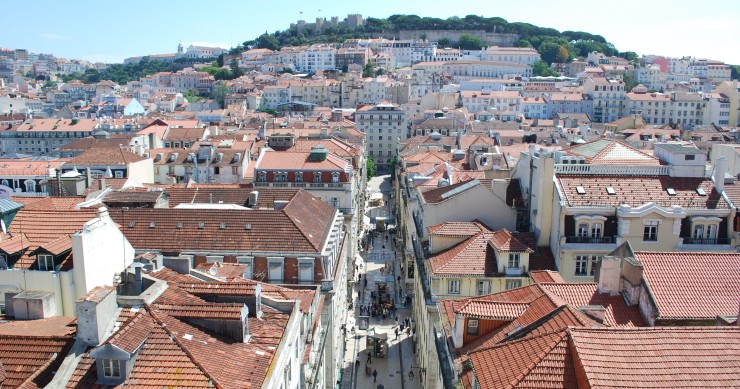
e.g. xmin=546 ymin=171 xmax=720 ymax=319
xmin=429 ymin=231 xmax=498 ymax=276
xmin=64 ymin=147 xmax=146 ymax=166
xmin=111 ymin=190 xmax=336 ymax=254
xmin=488 ymin=229 xmax=534 ymax=253
xmin=634 ymin=251 xmax=740 ymax=321
xmin=470 ymin=326 xmax=740 ymax=389
xmin=0 ymin=317 xmax=76 ymax=388
xmin=428 ymin=221 xmax=490 ymax=237
xmin=563 ymin=138 xmax=659 ymax=165
xmin=539 ymin=283 xmax=646 ymax=327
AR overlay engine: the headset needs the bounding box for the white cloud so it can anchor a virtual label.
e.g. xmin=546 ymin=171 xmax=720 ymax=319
xmin=40 ymin=33 xmax=70 ymax=41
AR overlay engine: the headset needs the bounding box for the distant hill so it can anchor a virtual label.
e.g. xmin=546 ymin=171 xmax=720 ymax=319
xmin=238 ymin=14 xmax=630 ymax=65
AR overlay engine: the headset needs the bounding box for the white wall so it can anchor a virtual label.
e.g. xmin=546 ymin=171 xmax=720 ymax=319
xmin=72 ymin=208 xmax=134 ymax=299
xmin=127 ymin=158 xmax=154 ymax=183
xmin=0 ymin=270 xmax=75 ymax=316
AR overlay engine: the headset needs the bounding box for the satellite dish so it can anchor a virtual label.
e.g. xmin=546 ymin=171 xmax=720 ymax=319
xmin=209 ymin=267 xmax=218 ymax=276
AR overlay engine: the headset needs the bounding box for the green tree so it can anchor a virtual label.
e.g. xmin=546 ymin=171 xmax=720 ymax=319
xmin=230 ymin=59 xmax=244 ymax=78
xmin=538 ymin=41 xmax=562 ymax=65
xmin=622 ymin=51 xmax=639 ymax=62
xmin=458 ymin=33 xmax=483 ymax=50
xmin=256 ymin=33 xmax=281 ymax=51
xmin=211 ymin=81 xmax=228 ymax=108
xmin=532 ymin=60 xmax=558 ymax=77
xmin=183 ymin=89 xmax=202 ymax=103
xmin=375 ymin=68 xmax=385 ymax=76
xmin=514 ymin=39 xmax=533 ymax=48
xmin=362 ymin=62 xmax=375 ymax=78
xmin=730 ymin=65 xmax=740 ymax=80
xmin=437 ymin=37 xmax=451 ymax=47
xmin=366 ymin=155 xmax=376 ymax=179
xmin=258 ymin=108 xmax=279 ymax=117
xmin=556 ymin=45 xmax=571 ymax=63
xmin=622 ymin=72 xmax=638 ymax=92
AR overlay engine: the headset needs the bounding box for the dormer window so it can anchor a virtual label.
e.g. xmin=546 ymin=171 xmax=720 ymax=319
xmin=331 ymin=172 xmax=340 ymax=183
xmin=295 ymin=172 xmax=303 ymax=182
xmin=37 ymin=254 xmax=54 ymax=271
xmin=102 ymin=359 xmax=121 ymax=378
xmin=258 ymin=171 xmax=266 ymax=182
xmin=313 ymin=172 xmax=322 ymax=183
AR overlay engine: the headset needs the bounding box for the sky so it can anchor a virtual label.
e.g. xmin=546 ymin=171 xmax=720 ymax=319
xmin=4 ymin=0 xmax=740 ymax=64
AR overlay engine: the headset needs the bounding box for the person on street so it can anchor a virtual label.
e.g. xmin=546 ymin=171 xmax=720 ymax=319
xmin=372 ymin=369 xmax=378 ymax=383
xmin=367 ymin=351 xmax=372 ymax=363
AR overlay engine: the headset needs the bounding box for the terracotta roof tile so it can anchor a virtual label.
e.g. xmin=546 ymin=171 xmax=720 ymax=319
xmin=454 ymin=300 xmax=529 ymax=320
xmin=429 ymin=232 xmax=498 ymax=276
xmin=539 ymin=283 xmax=646 ymax=327
xmin=10 ymin=196 xmax=84 ymax=211
xmin=427 ymin=221 xmax=490 ymax=236
xmin=635 ymin=251 xmax=740 ymax=320
xmin=65 ymin=147 xmax=146 ymax=166
xmin=563 ymin=138 xmax=659 ymax=165
xmin=557 ymin=175 xmax=729 ymax=209
xmin=529 ymin=270 xmax=565 ymax=284
xmin=568 ymin=327 xmax=740 ymax=388
xmin=488 ymin=229 xmax=534 ymax=253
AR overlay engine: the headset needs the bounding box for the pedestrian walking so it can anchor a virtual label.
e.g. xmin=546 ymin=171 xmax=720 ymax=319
xmin=367 ymin=351 xmax=372 ymax=363
xmin=372 ymin=369 xmax=377 ymax=382
xmin=395 ymin=327 xmax=399 ymax=340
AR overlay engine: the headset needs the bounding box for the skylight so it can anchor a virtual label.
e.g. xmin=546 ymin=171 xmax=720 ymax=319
xmin=576 ymin=186 xmax=586 ymax=195
xmin=696 ymin=188 xmax=707 ymax=196
xmin=666 ymin=188 xmax=677 ymax=196
xmin=606 ymin=187 xmax=616 ymax=195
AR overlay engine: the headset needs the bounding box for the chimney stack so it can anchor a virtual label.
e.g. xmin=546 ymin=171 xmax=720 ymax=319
xmin=595 ymin=256 xmax=622 ymax=295
xmin=133 ymin=263 xmax=144 ymax=295
xmin=714 ymin=156 xmax=727 ymax=193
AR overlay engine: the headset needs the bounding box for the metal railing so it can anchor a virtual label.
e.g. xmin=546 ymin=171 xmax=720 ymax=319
xmin=565 ymin=236 xmax=617 ymax=244
xmin=681 ymin=237 xmax=731 ymax=245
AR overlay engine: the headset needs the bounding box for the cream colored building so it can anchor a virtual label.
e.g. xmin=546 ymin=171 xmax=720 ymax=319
xmin=517 ymin=139 xmax=735 ymax=283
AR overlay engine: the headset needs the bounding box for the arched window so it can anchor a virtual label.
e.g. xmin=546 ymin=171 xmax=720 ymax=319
xmin=24 ymin=180 xmax=36 ymax=193
xmin=693 ymin=225 xmax=704 ymax=240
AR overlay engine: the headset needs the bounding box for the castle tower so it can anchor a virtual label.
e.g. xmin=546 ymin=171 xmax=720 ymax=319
xmin=177 ymin=41 xmax=183 ymax=54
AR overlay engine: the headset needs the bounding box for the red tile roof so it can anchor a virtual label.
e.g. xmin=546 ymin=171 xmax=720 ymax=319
xmin=568 ymin=327 xmax=740 ymax=389
xmin=454 ymin=300 xmax=529 ymax=320
xmin=489 ymin=229 xmax=533 ymax=253
xmin=529 ymin=270 xmax=565 ymax=284
xmin=256 ymin=149 xmax=350 ymax=171
xmin=557 ymin=175 xmax=729 ymax=209
xmin=563 ymin=138 xmax=660 ymax=165
xmin=111 ymin=190 xmax=336 ymax=254
xmin=65 ymin=147 xmax=146 ymax=166
xmin=4 ymin=209 xmax=97 ymax=269
xmin=0 ymin=317 xmax=76 ymax=388
xmin=428 ymin=221 xmax=490 ymax=236
xmin=429 ymin=232 xmax=498 ymax=276
xmin=539 ymin=283 xmax=646 ymax=327
xmin=635 ymin=251 xmax=740 ymax=320
xmin=10 ymin=196 xmax=84 ymax=211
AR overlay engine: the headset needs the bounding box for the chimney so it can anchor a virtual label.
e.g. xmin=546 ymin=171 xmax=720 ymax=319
xmin=714 ymin=156 xmax=727 ymax=193
xmin=99 ymin=176 xmax=106 ymax=191
xmin=75 ymin=286 xmax=118 ymax=346
xmin=85 ymin=166 xmax=92 ymax=189
xmin=133 ymin=263 xmax=144 ymax=295
xmin=248 ymin=191 xmax=259 ymax=207
xmin=595 ymin=256 xmax=621 ymax=295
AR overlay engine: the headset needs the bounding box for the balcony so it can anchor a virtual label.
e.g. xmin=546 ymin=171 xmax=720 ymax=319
xmin=565 ymin=236 xmax=617 ymax=244
xmin=504 ymin=265 xmax=526 ymax=276
xmin=681 ymin=237 xmax=731 ymax=245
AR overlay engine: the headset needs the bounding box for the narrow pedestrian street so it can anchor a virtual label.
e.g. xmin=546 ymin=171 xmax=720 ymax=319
xmin=340 ymin=175 xmax=420 ymax=389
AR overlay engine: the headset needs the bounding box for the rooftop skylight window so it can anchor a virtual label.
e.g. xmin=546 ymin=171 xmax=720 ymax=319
xmin=576 ymin=186 xmax=586 ymax=195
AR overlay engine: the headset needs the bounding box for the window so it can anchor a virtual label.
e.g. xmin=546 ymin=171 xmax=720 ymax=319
xmin=237 ymin=256 xmax=253 ymax=279
xmin=268 ymin=257 xmax=284 ymax=282
xmin=590 ymin=256 xmax=602 ymax=276
xmin=505 ymin=279 xmax=522 ymax=290
xmin=693 ymin=225 xmax=704 ymax=239
xmin=37 ymin=254 xmax=54 ymax=271
xmin=591 ymin=223 xmax=602 ymax=238
xmin=114 ymin=170 xmax=124 ymax=178
xmin=24 ymin=180 xmax=35 ymax=193
xmin=298 ymin=258 xmax=314 ymax=283
xmin=331 ymin=172 xmax=340 ymax=183
xmin=295 ymin=172 xmax=303 ymax=182
xmin=258 ymin=171 xmax=266 ymax=182
xmin=706 ymin=224 xmax=717 ymax=239
xmin=232 ymin=166 xmax=238 ymax=175
xmin=643 ymin=225 xmax=658 ymax=241
xmin=575 ymin=256 xmax=588 ymax=276
xmin=507 ymin=253 xmax=520 ymax=269
xmin=476 ymin=280 xmax=491 ymax=295
xmin=313 ymin=172 xmax=322 ymax=183
xmin=577 ymin=223 xmax=589 ymax=237
xmin=275 ymin=172 xmax=287 ymax=182
xmin=102 ymin=359 xmax=121 ymax=378
xmin=685 ymin=154 xmax=695 ymax=160
xmin=448 ymin=279 xmax=460 ymax=294
xmin=213 ymin=167 xmax=220 ymax=175
xmin=206 ymin=255 xmax=223 ymax=263
xmin=466 ymin=319 xmax=479 ymax=336
xmin=0 ymin=180 xmax=8 ymax=187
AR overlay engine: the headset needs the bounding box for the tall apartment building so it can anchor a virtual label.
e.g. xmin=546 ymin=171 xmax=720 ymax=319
xmin=355 ymin=102 xmax=408 ymax=167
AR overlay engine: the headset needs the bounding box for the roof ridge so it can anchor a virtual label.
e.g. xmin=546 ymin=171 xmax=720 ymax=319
xmin=432 ymin=231 xmax=486 ymax=273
